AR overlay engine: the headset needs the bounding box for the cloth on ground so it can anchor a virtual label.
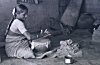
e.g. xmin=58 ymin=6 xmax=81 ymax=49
xmin=52 ymin=39 xmax=82 ymax=58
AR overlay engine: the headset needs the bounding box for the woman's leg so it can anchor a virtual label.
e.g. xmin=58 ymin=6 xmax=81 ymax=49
xmin=17 ymin=47 xmax=35 ymax=58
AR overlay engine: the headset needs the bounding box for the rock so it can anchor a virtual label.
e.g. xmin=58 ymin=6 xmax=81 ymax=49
xmin=61 ymin=0 xmax=83 ymax=26
xmin=77 ymin=13 xmax=94 ymax=29
xmin=92 ymin=26 xmax=100 ymax=42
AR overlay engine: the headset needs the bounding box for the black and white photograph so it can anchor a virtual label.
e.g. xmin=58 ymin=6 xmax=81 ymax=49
xmin=0 ymin=0 xmax=100 ymax=65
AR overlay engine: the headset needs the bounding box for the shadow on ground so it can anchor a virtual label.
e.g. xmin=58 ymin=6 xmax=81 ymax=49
xmin=0 ymin=29 xmax=100 ymax=65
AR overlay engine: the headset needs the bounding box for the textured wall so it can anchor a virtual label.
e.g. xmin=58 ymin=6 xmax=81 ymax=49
xmin=59 ymin=0 xmax=100 ymax=14
xmin=0 ymin=0 xmax=16 ymax=41
xmin=24 ymin=0 xmax=59 ymax=32
xmin=84 ymin=0 xmax=100 ymax=19
xmin=0 ymin=0 xmax=59 ymax=41
xmin=85 ymin=0 xmax=100 ymax=13
xmin=0 ymin=0 xmax=100 ymax=41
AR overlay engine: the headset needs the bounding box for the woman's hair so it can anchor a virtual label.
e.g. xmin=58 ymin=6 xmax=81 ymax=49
xmin=13 ymin=4 xmax=28 ymax=17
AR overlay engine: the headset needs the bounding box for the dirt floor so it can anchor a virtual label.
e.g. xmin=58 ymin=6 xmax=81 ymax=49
xmin=0 ymin=29 xmax=100 ymax=65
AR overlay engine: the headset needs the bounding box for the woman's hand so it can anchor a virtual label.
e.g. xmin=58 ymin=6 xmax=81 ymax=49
xmin=37 ymin=29 xmax=51 ymax=38
xmin=44 ymin=29 xmax=50 ymax=34
xmin=43 ymin=29 xmax=51 ymax=37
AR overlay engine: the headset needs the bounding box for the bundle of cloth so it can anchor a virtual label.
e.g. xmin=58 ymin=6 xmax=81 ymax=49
xmin=52 ymin=39 xmax=82 ymax=58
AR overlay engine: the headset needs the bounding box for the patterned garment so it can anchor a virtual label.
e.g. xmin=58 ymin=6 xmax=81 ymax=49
xmin=5 ymin=35 xmax=35 ymax=58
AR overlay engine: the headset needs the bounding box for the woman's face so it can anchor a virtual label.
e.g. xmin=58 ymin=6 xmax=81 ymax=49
xmin=16 ymin=11 xmax=28 ymax=20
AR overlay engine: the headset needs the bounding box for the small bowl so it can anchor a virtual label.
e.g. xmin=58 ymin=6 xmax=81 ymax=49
xmin=64 ymin=56 xmax=73 ymax=64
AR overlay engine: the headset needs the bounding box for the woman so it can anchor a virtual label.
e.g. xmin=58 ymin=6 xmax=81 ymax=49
xmin=5 ymin=4 xmax=51 ymax=58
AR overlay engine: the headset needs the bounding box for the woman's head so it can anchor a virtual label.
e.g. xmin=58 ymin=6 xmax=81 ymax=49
xmin=12 ymin=4 xmax=28 ymax=20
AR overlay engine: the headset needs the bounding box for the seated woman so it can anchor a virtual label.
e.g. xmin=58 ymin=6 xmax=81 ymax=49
xmin=5 ymin=4 xmax=51 ymax=58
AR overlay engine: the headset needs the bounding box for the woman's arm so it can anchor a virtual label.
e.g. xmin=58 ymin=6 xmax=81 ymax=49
xmin=23 ymin=31 xmax=32 ymax=40
xmin=23 ymin=31 xmax=38 ymax=41
xmin=23 ymin=31 xmax=43 ymax=41
xmin=16 ymin=20 xmax=40 ymax=40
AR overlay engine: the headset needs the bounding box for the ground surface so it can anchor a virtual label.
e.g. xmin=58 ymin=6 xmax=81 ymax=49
xmin=0 ymin=29 xmax=100 ymax=65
